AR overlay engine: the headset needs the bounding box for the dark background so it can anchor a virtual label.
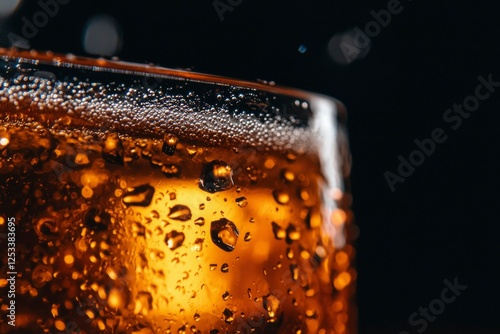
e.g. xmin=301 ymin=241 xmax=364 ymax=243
xmin=1 ymin=0 xmax=499 ymax=333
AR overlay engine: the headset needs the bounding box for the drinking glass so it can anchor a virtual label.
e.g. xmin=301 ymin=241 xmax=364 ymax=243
xmin=0 ymin=48 xmax=356 ymax=333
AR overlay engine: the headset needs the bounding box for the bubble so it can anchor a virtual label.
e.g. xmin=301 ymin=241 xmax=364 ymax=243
xmin=168 ymin=204 xmax=192 ymax=221
xmin=162 ymin=133 xmax=179 ymax=155
xmin=273 ymin=189 xmax=290 ymax=205
xmin=221 ymin=263 xmax=229 ymax=273
xmin=169 ymin=192 xmax=177 ymax=200
xmin=209 ymin=264 xmax=218 ymax=271
xmin=84 ymin=207 xmax=110 ymax=231
xmin=199 ymin=160 xmax=234 ymax=193
xmin=271 ymin=222 xmax=285 ymax=240
xmin=122 ymin=184 xmax=155 ymax=207
xmin=194 ymin=313 xmax=200 ymax=321
xmin=31 ymin=264 xmax=53 ymax=288
xmin=210 ymin=218 xmax=239 ymax=252
xmin=235 ymin=196 xmax=248 ymax=208
xmin=244 ymin=232 xmax=252 ymax=242
xmin=102 ymin=133 xmax=124 ymax=164
xmin=165 ymin=230 xmax=185 ymax=250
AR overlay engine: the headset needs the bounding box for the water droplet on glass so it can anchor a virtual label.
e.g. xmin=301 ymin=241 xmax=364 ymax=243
xmin=134 ymin=291 xmax=153 ymax=315
xmin=222 ymin=291 xmax=230 ymax=301
xmin=162 ymin=133 xmax=178 ymax=155
xmin=235 ymin=196 xmax=248 ymax=208
xmin=290 ymin=264 xmax=299 ymax=281
xmin=192 ymin=238 xmax=204 ymax=252
xmin=271 ymin=222 xmax=286 ymax=240
xmin=209 ymin=264 xmax=218 ymax=271
xmin=162 ymin=164 xmax=181 ymax=178
xmin=194 ymin=313 xmax=200 ymax=321
xmin=221 ymin=263 xmax=229 ymax=273
xmin=168 ymin=205 xmax=192 ymax=221
xmin=223 ymin=308 xmax=234 ymax=323
xmin=194 ymin=217 xmax=205 ymax=226
xmin=199 ymin=203 xmax=205 ymax=210
xmin=102 ymin=133 xmax=123 ymax=164
xmin=286 ymin=223 xmax=300 ymax=243
xmin=122 ymin=184 xmax=155 ymax=207
xmin=210 ymin=218 xmax=239 ymax=252
xmin=281 ymin=169 xmax=295 ymax=183
xmin=165 ymin=230 xmax=185 ymax=250
xmin=244 ymin=232 xmax=251 ymax=242
xmin=169 ymin=192 xmax=176 ymax=200
xmin=263 ymin=294 xmax=280 ymax=319
xmin=272 ymin=189 xmax=290 ymax=205
xmin=199 ymin=160 xmax=234 ymax=193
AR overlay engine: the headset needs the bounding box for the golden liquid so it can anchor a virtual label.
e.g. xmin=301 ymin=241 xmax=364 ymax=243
xmin=0 ymin=121 xmax=355 ymax=333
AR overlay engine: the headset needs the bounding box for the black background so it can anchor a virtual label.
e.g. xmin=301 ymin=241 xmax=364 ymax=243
xmin=1 ymin=0 xmax=499 ymax=333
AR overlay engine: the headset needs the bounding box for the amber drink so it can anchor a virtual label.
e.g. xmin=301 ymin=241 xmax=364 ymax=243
xmin=0 ymin=49 xmax=355 ymax=333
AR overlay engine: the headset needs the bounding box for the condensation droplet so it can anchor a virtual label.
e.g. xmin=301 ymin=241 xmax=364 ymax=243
xmin=223 ymin=308 xmax=234 ymax=323
xmin=165 ymin=230 xmax=185 ymax=250
xmin=221 ymin=263 xmax=229 ymax=273
xmin=102 ymin=133 xmax=123 ymax=164
xmin=209 ymin=264 xmax=218 ymax=271
xmin=271 ymin=222 xmax=286 ymax=240
xmin=273 ymin=189 xmax=290 ymax=205
xmin=222 ymin=291 xmax=230 ymax=301
xmin=235 ymin=196 xmax=248 ymax=208
xmin=210 ymin=218 xmax=239 ymax=252
xmin=199 ymin=160 xmax=234 ymax=193
xmin=168 ymin=205 xmax=192 ymax=221
xmin=192 ymin=238 xmax=204 ymax=252
xmin=162 ymin=164 xmax=181 ymax=178
xmin=281 ymin=169 xmax=295 ymax=183
xmin=286 ymin=223 xmax=301 ymax=243
xmin=194 ymin=217 xmax=205 ymax=226
xmin=134 ymin=291 xmax=153 ymax=315
xmin=263 ymin=294 xmax=280 ymax=320
xmin=290 ymin=264 xmax=299 ymax=281
xmin=162 ymin=133 xmax=178 ymax=155
xmin=244 ymin=232 xmax=251 ymax=242
xmin=122 ymin=184 xmax=155 ymax=207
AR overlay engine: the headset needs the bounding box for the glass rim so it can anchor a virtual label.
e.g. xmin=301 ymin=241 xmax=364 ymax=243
xmin=0 ymin=47 xmax=346 ymax=120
